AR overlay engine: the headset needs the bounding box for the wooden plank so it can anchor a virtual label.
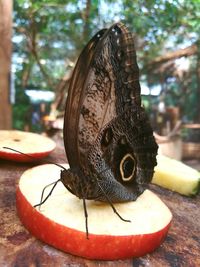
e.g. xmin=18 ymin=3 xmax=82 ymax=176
xmin=0 ymin=0 xmax=12 ymax=129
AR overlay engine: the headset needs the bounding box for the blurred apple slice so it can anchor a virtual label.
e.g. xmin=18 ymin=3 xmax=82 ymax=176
xmin=16 ymin=164 xmax=172 ymax=260
xmin=152 ymin=155 xmax=200 ymax=196
xmin=0 ymin=130 xmax=56 ymax=162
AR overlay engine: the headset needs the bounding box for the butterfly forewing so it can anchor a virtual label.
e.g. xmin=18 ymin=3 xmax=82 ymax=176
xmin=64 ymin=23 xmax=142 ymax=170
xmin=64 ymin=29 xmax=107 ymax=167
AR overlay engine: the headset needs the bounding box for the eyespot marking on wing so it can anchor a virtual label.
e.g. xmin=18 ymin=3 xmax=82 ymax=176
xmin=120 ymin=153 xmax=136 ymax=182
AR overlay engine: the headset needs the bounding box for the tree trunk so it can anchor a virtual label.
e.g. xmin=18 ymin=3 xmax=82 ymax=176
xmin=196 ymin=41 xmax=200 ymax=122
xmin=0 ymin=0 xmax=12 ymax=129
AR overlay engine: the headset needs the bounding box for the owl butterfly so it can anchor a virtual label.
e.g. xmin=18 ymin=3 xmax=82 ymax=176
xmin=63 ymin=22 xmax=158 ymax=200
xmin=14 ymin=22 xmax=158 ymax=238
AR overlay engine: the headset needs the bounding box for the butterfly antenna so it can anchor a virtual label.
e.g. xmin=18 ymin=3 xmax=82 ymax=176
xmin=34 ymin=179 xmax=61 ymax=209
xmin=2 ymin=146 xmax=67 ymax=171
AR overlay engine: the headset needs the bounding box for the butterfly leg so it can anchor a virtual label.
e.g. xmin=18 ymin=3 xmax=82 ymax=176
xmin=82 ymin=197 xmax=89 ymax=239
xmin=34 ymin=179 xmax=60 ymax=209
xmin=96 ymin=180 xmax=131 ymax=223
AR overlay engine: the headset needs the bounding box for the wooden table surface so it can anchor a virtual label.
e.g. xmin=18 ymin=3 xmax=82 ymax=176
xmin=0 ymin=138 xmax=200 ymax=267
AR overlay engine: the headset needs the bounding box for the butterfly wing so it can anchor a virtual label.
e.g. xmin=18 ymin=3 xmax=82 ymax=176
xmin=63 ymin=23 xmax=158 ymax=201
xmin=64 ymin=23 xmax=142 ymax=167
xmin=64 ymin=28 xmax=107 ymax=168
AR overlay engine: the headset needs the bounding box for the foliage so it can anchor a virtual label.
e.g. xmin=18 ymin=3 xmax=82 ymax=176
xmin=13 ymin=87 xmax=31 ymax=130
xmin=13 ymin=0 xmax=200 ymax=131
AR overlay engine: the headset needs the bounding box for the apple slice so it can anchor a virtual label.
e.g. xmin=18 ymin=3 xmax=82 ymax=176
xmin=17 ymin=164 xmax=172 ymax=260
xmin=152 ymin=155 xmax=200 ymax=196
xmin=0 ymin=130 xmax=56 ymax=162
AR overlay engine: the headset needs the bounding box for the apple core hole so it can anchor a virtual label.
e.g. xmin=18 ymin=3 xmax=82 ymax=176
xmin=13 ymin=138 xmax=20 ymax=142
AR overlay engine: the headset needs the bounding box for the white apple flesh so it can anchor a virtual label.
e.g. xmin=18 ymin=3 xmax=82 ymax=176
xmin=0 ymin=130 xmax=56 ymax=162
xmin=16 ymin=164 xmax=172 ymax=260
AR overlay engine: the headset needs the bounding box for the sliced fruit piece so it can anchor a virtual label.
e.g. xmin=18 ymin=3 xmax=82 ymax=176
xmin=16 ymin=164 xmax=172 ymax=260
xmin=0 ymin=130 xmax=56 ymax=162
xmin=152 ymin=155 xmax=200 ymax=196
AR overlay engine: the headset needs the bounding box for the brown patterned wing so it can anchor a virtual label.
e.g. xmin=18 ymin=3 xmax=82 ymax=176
xmin=64 ymin=23 xmax=142 ymax=170
xmin=64 ymin=28 xmax=107 ymax=167
xmin=63 ymin=22 xmax=157 ymax=202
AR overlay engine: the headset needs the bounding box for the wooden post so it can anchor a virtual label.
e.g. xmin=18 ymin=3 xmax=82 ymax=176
xmin=0 ymin=0 xmax=12 ymax=129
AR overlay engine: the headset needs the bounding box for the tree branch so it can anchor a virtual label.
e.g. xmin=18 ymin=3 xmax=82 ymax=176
xmin=29 ymin=14 xmax=54 ymax=89
xmin=149 ymin=44 xmax=198 ymax=65
xmin=82 ymin=0 xmax=91 ymax=40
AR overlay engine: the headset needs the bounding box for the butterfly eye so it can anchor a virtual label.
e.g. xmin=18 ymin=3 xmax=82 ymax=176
xmin=101 ymin=127 xmax=113 ymax=147
xmin=120 ymin=153 xmax=136 ymax=182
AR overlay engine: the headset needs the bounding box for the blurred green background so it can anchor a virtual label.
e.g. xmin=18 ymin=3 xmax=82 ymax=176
xmin=8 ymin=0 xmax=200 ymax=142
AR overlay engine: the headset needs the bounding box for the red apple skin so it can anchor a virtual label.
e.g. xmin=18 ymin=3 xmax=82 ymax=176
xmin=16 ymin=187 xmax=171 ymax=260
xmin=0 ymin=150 xmax=54 ymax=162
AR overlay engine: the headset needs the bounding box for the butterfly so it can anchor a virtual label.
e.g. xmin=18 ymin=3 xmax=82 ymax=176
xmin=5 ymin=22 xmax=158 ymax=238
xmin=62 ymin=22 xmax=158 ymax=201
